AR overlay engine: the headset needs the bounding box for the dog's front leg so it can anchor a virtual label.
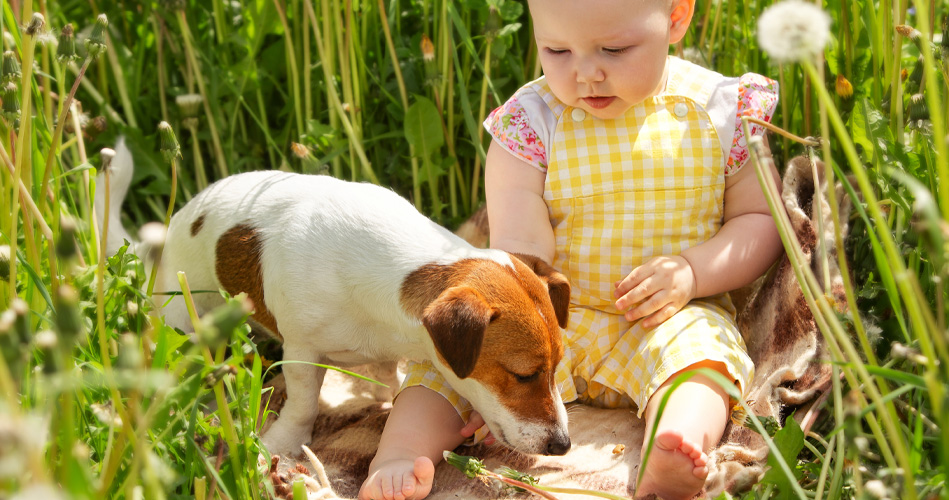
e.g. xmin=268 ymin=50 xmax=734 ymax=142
xmin=262 ymin=345 xmax=326 ymax=457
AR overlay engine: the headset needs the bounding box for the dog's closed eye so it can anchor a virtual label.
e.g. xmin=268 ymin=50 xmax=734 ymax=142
xmin=511 ymin=370 xmax=541 ymax=383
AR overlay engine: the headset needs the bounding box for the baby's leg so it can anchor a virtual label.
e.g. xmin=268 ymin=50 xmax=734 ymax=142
xmin=358 ymin=386 xmax=468 ymax=500
xmin=635 ymin=360 xmax=730 ymax=500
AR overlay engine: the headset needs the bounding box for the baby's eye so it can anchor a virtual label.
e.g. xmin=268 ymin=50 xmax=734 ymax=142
xmin=603 ymin=46 xmax=632 ymax=54
xmin=545 ymin=48 xmax=569 ymax=55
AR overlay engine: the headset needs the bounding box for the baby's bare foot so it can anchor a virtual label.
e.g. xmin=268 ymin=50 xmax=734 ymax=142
xmin=358 ymin=457 xmax=435 ymax=500
xmin=636 ymin=430 xmax=708 ymax=500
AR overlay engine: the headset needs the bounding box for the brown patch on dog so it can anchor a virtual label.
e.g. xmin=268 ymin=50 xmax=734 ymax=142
xmin=191 ymin=214 xmax=206 ymax=237
xmin=215 ymin=224 xmax=282 ymax=339
xmin=400 ymin=256 xmax=566 ymax=426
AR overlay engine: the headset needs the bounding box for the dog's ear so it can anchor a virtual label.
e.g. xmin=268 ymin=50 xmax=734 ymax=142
xmin=422 ymin=286 xmax=496 ymax=379
xmin=511 ymin=253 xmax=571 ymax=328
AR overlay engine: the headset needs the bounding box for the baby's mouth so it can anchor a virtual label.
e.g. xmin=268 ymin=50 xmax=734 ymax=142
xmin=582 ymin=96 xmax=616 ymax=109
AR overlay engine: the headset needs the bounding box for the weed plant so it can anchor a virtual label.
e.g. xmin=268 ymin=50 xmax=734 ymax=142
xmin=0 ymin=0 xmax=946 ymax=498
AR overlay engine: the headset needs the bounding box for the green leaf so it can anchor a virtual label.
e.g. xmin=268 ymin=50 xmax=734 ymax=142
xmin=761 ymin=414 xmax=805 ymax=500
xmin=498 ymin=0 xmax=523 ymax=21
xmin=404 ymin=96 xmax=444 ymax=158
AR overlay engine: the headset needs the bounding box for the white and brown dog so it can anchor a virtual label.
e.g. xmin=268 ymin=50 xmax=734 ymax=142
xmin=97 ymin=140 xmax=572 ymax=457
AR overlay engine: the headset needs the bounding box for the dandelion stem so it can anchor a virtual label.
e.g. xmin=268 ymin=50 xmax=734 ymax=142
xmin=376 ymin=0 xmax=421 ymax=203
xmin=272 ymin=0 xmax=305 ymax=140
xmin=471 ymin=40 xmax=492 ymax=212
xmin=741 ymin=117 xmax=819 ymax=146
xmin=306 ymin=2 xmax=379 ymax=184
xmin=176 ymin=11 xmax=229 ymax=180
xmin=40 ymin=57 xmax=93 ymax=215
xmin=147 ymin=156 xmax=177 ymax=297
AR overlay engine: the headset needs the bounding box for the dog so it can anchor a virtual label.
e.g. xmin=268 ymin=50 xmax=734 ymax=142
xmin=97 ymin=140 xmax=572 ymax=458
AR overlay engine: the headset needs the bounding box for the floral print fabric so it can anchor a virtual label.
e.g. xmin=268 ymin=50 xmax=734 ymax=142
xmin=485 ymin=96 xmax=548 ymax=171
xmin=727 ymin=73 xmax=779 ymax=175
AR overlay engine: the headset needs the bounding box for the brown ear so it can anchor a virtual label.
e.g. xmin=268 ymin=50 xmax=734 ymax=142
xmin=422 ymin=286 xmax=495 ymax=379
xmin=511 ymin=253 xmax=571 ymax=328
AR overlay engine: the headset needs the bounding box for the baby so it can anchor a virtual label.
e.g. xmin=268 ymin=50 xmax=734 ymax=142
xmin=359 ymin=0 xmax=783 ymax=499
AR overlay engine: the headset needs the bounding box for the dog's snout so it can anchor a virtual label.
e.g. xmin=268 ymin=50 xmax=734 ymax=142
xmin=545 ymin=433 xmax=571 ymax=455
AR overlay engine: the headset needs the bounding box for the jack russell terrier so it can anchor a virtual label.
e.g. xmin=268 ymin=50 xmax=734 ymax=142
xmin=97 ymin=140 xmax=572 ymax=457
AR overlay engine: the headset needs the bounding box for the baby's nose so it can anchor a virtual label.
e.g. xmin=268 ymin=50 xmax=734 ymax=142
xmin=575 ymin=60 xmax=605 ymax=84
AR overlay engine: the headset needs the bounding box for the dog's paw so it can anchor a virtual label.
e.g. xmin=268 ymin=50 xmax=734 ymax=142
xmin=261 ymin=421 xmax=312 ymax=457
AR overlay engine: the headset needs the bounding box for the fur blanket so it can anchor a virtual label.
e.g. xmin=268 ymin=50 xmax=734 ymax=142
xmin=261 ymin=156 xmax=848 ymax=499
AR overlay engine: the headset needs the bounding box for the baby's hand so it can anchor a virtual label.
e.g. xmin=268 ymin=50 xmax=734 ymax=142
xmin=358 ymin=457 xmax=435 ymax=500
xmin=462 ymin=411 xmax=497 ymax=445
xmin=614 ymin=255 xmax=696 ymax=329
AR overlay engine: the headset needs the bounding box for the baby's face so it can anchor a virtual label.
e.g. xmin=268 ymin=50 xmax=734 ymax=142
xmin=529 ymin=0 xmax=680 ymax=119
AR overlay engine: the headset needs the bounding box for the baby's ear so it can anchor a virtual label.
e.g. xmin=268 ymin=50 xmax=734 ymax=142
xmin=668 ymin=0 xmax=695 ymax=45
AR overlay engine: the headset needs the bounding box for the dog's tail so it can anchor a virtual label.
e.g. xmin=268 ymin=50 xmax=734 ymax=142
xmin=453 ymin=205 xmax=490 ymax=248
xmin=94 ymin=137 xmax=137 ymax=256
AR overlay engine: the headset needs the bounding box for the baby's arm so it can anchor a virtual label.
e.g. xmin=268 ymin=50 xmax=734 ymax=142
xmin=485 ymin=141 xmax=556 ymax=261
xmin=359 ymin=386 xmax=467 ymax=500
xmin=614 ymin=137 xmax=784 ymax=328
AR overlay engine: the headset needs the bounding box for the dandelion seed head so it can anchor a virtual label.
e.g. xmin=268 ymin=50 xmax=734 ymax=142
xmin=757 ymin=0 xmax=831 ymax=63
xmin=25 ymin=13 xmax=45 ymax=37
xmin=34 ymin=329 xmax=57 ymax=349
xmin=100 ymin=147 xmax=116 ymax=173
xmin=138 ymin=222 xmax=167 ymax=248
xmin=864 ymin=479 xmax=889 ymax=499
xmin=0 ymin=245 xmax=9 ymax=280
xmin=175 ymin=93 xmax=203 ymax=117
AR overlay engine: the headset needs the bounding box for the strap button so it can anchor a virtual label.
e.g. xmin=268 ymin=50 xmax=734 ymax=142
xmin=571 ymin=108 xmax=586 ymax=122
xmin=673 ymin=102 xmax=689 ymax=117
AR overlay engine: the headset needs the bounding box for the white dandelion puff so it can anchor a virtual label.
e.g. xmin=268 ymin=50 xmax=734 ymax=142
xmin=757 ymin=0 xmax=831 ymax=63
xmin=138 ymin=222 xmax=167 ymax=248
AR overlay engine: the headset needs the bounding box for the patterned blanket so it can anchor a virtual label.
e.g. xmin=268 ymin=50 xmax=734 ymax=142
xmin=262 ymin=156 xmax=848 ymax=499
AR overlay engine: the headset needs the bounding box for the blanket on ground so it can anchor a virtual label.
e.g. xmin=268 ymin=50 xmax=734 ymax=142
xmin=261 ymin=156 xmax=849 ymax=499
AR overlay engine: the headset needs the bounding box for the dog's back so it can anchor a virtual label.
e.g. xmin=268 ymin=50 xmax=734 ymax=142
xmin=103 ymin=155 xmax=508 ymax=360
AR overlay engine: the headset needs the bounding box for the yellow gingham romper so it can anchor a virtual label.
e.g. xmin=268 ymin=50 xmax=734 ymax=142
xmin=402 ymin=57 xmax=755 ymax=424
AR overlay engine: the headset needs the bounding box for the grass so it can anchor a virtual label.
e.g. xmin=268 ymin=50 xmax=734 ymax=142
xmin=0 ymin=0 xmax=947 ymax=498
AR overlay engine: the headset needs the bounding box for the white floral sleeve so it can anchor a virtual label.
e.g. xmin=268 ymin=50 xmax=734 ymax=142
xmin=726 ymin=74 xmax=779 ymax=176
xmin=484 ymin=95 xmax=548 ymax=172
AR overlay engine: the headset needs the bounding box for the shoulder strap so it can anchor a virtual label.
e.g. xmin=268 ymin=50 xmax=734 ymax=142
xmin=528 ymin=76 xmax=568 ymax=117
xmin=663 ymin=56 xmax=726 ymax=107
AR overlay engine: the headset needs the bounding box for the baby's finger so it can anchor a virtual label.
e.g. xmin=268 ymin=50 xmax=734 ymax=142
xmin=615 ymin=276 xmax=656 ymax=311
xmin=640 ymin=303 xmax=681 ymax=329
xmin=614 ymin=264 xmax=654 ymax=297
xmin=461 ymin=411 xmax=486 ymax=438
xmin=623 ymin=290 xmax=667 ymax=323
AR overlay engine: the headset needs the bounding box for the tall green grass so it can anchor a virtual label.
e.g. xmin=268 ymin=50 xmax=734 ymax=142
xmin=0 ymin=0 xmax=946 ymax=498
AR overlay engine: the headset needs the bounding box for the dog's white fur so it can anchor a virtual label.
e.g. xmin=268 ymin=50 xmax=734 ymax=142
xmin=97 ymin=140 xmax=571 ymax=457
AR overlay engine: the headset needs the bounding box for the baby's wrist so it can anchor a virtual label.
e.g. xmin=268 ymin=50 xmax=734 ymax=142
xmin=678 ymin=254 xmax=699 ymax=298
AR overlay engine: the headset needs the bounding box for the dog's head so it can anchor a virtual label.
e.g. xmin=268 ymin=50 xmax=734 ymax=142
xmin=401 ymin=252 xmax=571 ymax=455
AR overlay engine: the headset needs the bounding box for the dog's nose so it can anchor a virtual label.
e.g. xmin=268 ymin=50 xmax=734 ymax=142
xmin=546 ymin=434 xmax=571 ymax=455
